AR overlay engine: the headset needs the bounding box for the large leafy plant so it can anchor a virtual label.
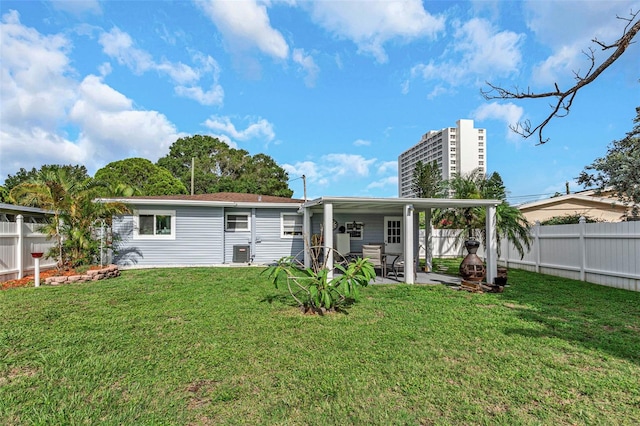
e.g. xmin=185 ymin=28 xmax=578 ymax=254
xmin=264 ymin=247 xmax=376 ymax=314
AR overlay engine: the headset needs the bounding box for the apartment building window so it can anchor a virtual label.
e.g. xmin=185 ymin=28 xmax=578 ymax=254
xmin=450 ymin=147 xmax=456 ymax=152
xmin=479 ymin=148 xmax=484 ymax=153
xmin=479 ymin=136 xmax=484 ymax=140
xmin=479 ymin=155 xmax=484 ymax=159
xmin=479 ymin=161 xmax=484 ymax=166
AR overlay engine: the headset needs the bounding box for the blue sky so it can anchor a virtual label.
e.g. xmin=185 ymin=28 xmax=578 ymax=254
xmin=1 ymin=0 xmax=638 ymax=204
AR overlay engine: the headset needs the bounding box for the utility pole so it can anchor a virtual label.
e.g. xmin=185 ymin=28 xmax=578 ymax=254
xmin=191 ymin=157 xmax=195 ymax=195
xmin=302 ymin=174 xmax=307 ymax=201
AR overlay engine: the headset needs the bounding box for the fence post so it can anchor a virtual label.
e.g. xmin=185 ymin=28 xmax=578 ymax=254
xmin=17 ymin=214 xmax=24 ymax=279
xmin=579 ymin=216 xmax=586 ymax=281
xmin=534 ymin=221 xmax=540 ymax=273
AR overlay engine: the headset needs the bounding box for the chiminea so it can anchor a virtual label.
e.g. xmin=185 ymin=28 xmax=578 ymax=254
xmin=459 ymin=239 xmax=486 ymax=282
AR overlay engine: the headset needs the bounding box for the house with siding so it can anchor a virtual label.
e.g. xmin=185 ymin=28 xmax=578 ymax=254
xmin=517 ymin=190 xmax=633 ymax=223
xmin=110 ymin=193 xmax=305 ymax=267
xmin=106 ymin=192 xmax=501 ymax=284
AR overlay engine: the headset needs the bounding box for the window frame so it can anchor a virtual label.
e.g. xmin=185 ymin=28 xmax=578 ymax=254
xmin=345 ymin=221 xmax=364 ymax=240
xmin=133 ymin=210 xmax=176 ymax=240
xmin=225 ymin=212 xmax=250 ymax=232
xmin=281 ymin=213 xmax=303 ymax=238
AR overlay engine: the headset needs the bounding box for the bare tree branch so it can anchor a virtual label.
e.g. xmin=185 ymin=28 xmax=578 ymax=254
xmin=481 ymin=10 xmax=640 ymax=144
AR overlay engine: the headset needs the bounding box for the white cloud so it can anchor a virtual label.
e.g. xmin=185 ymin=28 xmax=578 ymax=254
xmin=203 ymin=115 xmax=276 ymax=143
xmin=0 ymin=10 xmax=76 ymax=129
xmin=323 ymin=153 xmax=376 ymax=178
xmin=353 ymin=139 xmax=371 ymax=147
xmin=68 ymin=75 xmax=183 ymax=166
xmin=473 ymin=102 xmax=524 ymax=142
xmin=308 ymin=0 xmax=444 ymax=63
xmin=524 ymin=0 xmax=639 ymax=86
xmin=99 ymin=27 xmax=224 ymax=105
xmin=377 ymin=161 xmax=397 ymax=175
xmin=50 ymin=0 xmax=101 ymax=15
xmin=292 ymin=48 xmax=319 ymax=87
xmin=197 ymin=0 xmax=289 ymax=59
xmin=408 ymin=17 xmax=523 ymax=92
xmin=0 ymin=12 xmax=183 ymax=178
xmin=283 ymin=154 xmax=375 ymax=184
xmin=367 ymin=175 xmax=398 ymax=190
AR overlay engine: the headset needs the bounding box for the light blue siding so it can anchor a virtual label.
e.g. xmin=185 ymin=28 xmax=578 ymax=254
xmin=113 ymin=204 xmax=302 ymax=267
xmin=113 ymin=205 xmax=224 ymax=267
xmin=252 ymin=209 xmax=304 ymax=264
xmin=223 ymin=208 xmax=303 ymax=264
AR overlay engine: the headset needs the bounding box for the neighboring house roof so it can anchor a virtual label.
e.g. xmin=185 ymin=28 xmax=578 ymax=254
xmin=0 ymin=202 xmax=52 ymax=223
xmin=99 ymin=192 xmax=303 ymax=208
xmin=517 ymin=191 xmax=630 ymax=223
xmin=0 ymin=202 xmax=53 ymax=215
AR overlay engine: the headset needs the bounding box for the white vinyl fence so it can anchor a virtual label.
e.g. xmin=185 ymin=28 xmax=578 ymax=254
xmin=0 ymin=215 xmax=57 ymax=282
xmin=421 ymin=219 xmax=640 ymax=292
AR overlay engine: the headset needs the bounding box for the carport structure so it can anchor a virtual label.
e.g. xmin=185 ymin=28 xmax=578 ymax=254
xmin=300 ymin=196 xmax=501 ymax=284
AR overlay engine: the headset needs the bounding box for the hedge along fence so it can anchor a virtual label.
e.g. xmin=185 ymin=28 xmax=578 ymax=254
xmin=421 ymin=219 xmax=640 ymax=292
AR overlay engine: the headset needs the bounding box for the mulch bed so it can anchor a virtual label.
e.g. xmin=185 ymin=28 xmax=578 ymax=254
xmin=1 ymin=267 xmax=100 ymax=290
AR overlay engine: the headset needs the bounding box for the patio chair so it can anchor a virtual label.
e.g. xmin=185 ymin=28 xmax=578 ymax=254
xmin=362 ymin=244 xmax=385 ymax=277
xmin=389 ymin=251 xmax=421 ymax=280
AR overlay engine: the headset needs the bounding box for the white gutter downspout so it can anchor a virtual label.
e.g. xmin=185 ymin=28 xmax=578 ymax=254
xmin=250 ymin=208 xmax=257 ymax=264
xmin=404 ymin=204 xmax=415 ymax=284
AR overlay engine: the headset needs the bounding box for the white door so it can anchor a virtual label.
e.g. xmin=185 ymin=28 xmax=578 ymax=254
xmin=384 ymin=216 xmax=402 ymax=254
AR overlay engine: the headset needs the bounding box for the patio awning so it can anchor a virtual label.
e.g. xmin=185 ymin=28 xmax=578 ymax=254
xmin=301 ymin=196 xmax=500 ymax=213
xmin=300 ymin=196 xmax=500 ymax=285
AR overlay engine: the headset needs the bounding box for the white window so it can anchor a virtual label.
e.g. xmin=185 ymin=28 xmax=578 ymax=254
xmin=281 ymin=213 xmax=303 ymax=238
xmin=226 ymin=213 xmax=250 ymax=231
xmin=134 ymin=210 xmax=176 ymax=240
xmin=345 ymin=221 xmax=364 ymax=240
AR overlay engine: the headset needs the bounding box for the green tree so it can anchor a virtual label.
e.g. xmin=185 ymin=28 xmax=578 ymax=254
xmin=577 ymin=106 xmax=640 ymax=218
xmin=434 ymin=169 xmax=532 ymax=258
xmin=94 ymin=158 xmax=187 ymax=196
xmin=412 ymin=160 xmax=445 ymax=198
xmin=4 ymin=164 xmax=89 ymax=195
xmin=157 ymin=135 xmax=293 ymax=197
xmin=0 ymin=186 xmax=8 ymax=203
xmin=9 ymin=168 xmax=129 ymax=268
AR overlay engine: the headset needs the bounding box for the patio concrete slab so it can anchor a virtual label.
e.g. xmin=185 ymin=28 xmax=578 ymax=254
xmin=368 ymin=271 xmax=461 ymax=285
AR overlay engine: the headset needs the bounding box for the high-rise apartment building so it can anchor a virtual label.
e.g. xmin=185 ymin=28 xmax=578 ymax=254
xmin=398 ymin=119 xmax=486 ymax=198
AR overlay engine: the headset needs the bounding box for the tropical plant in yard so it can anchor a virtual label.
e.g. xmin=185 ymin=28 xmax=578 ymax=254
xmin=264 ymin=247 xmax=376 ymax=314
xmin=9 ymin=168 xmax=130 ymax=268
xmin=434 ymin=169 xmax=532 ymax=258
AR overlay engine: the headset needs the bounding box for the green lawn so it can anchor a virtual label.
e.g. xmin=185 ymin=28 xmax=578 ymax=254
xmin=1 ymin=264 xmax=639 ymax=425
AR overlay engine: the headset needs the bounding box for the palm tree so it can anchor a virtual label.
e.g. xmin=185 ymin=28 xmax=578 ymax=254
xmin=10 ymin=168 xmax=80 ymax=267
xmin=10 ymin=169 xmax=130 ymax=267
xmin=434 ymin=169 xmax=532 ymax=258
